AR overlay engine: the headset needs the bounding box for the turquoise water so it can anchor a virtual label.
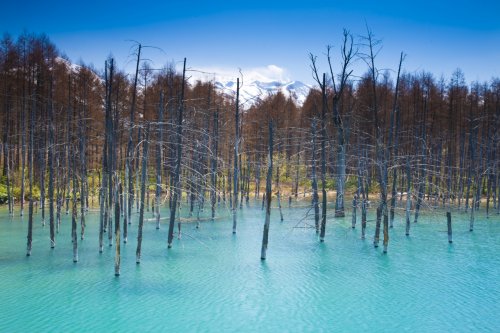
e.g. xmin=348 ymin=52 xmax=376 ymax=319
xmin=1 ymin=203 xmax=499 ymax=332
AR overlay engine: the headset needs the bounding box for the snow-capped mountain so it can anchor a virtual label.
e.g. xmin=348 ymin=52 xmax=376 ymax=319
xmin=57 ymin=58 xmax=312 ymax=108
xmin=214 ymin=79 xmax=311 ymax=108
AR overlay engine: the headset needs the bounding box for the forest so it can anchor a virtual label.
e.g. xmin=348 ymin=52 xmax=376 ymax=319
xmin=0 ymin=31 xmax=499 ymax=275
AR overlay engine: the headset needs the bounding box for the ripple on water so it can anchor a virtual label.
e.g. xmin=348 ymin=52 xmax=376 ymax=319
xmin=0 ymin=207 xmax=499 ymax=332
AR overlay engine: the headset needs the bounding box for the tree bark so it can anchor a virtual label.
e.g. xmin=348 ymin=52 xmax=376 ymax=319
xmin=319 ymin=74 xmax=327 ymax=242
xmin=276 ymin=142 xmax=284 ymax=222
xmin=125 ymin=44 xmax=142 ymax=229
xmin=155 ymin=92 xmax=164 ymax=229
xmin=136 ymin=123 xmax=150 ymax=263
xmin=48 ymin=78 xmax=55 ymax=248
xmin=405 ymin=157 xmax=412 ymax=236
xmin=26 ymin=83 xmax=35 ymax=257
xmin=167 ymin=58 xmax=186 ymax=249
xmin=261 ymin=122 xmax=273 ymax=260
xmin=232 ymin=78 xmax=240 ymax=234
xmin=388 ymin=53 xmax=404 ymax=228
xmin=211 ymin=109 xmax=219 ymax=221
xmin=115 ymin=181 xmax=121 ymax=275
xmin=311 ymin=119 xmax=320 ymax=234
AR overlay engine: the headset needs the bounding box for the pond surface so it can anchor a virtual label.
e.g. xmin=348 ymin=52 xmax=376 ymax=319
xmin=0 ymin=203 xmax=499 ymax=332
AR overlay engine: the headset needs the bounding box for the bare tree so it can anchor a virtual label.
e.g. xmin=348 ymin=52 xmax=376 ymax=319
xmin=233 ymin=78 xmax=240 ymax=234
xmin=167 ymin=58 xmax=186 ymax=249
xmin=310 ymin=29 xmax=356 ymax=218
xmin=136 ymin=122 xmax=150 ymax=263
xmin=261 ymin=121 xmax=274 ymax=260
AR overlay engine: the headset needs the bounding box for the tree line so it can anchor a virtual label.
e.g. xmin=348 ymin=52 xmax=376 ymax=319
xmin=0 ymin=31 xmax=498 ymax=271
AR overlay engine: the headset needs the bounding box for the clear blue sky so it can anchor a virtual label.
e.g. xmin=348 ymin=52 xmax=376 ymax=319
xmin=3 ymin=0 xmax=499 ymax=84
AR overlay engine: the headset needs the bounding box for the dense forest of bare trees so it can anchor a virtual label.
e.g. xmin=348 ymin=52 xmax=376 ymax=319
xmin=1 ymin=31 xmax=499 ymax=268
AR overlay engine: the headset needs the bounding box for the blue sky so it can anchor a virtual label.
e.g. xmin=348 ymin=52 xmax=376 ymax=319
xmin=3 ymin=0 xmax=500 ymax=84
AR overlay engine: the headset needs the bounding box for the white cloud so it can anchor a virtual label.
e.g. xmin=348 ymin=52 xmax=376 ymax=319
xmin=186 ymin=64 xmax=291 ymax=83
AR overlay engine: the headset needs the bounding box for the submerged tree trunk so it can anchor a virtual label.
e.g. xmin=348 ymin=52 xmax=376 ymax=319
xmin=364 ymin=28 xmax=389 ymax=252
xmin=311 ymin=119 xmax=320 ymax=234
xmin=71 ymin=143 xmax=78 ymax=263
xmin=79 ymin=107 xmax=86 ymax=241
xmin=310 ymin=31 xmax=355 ymax=218
xmin=319 ymin=74 xmax=327 ymax=242
xmin=374 ymin=205 xmax=381 ymax=248
xmin=106 ymin=60 xmax=115 ymax=248
xmin=388 ymin=53 xmax=404 ymax=228
xmin=40 ymin=140 xmax=46 ymax=225
xmin=405 ymin=157 xmax=412 ymax=236
xmin=99 ymin=185 xmax=105 ymax=253
xmin=413 ymin=80 xmax=432 ymax=224
xmin=276 ymin=142 xmax=284 ymax=222
xmin=99 ymin=59 xmax=113 ymax=252
xmin=294 ymin=140 xmax=301 ymax=201
xmin=261 ymin=122 xmax=274 ymax=260
xmin=446 ymin=88 xmax=454 ymax=244
xmin=115 ymin=181 xmax=121 ymax=275
xmin=155 ymin=92 xmax=164 ymax=229
xmin=56 ymin=153 xmax=62 ymax=234
xmin=136 ymin=123 xmax=150 ymax=263
xmin=126 ymin=44 xmax=142 ymax=230
xmin=48 ymin=79 xmax=55 ymax=248
xmin=360 ymin=149 xmax=368 ymax=240
xmin=167 ymin=58 xmax=186 ymax=249
xmin=232 ymin=78 xmax=240 ymax=234
xmin=211 ymin=109 xmax=219 ymax=221
xmin=3 ymin=87 xmax=12 ymax=216
xmin=65 ymin=76 xmax=72 ymax=216
xmin=20 ymin=84 xmax=26 ymax=216
xmin=26 ymin=87 xmax=35 ymax=257
xmin=352 ymin=149 xmax=362 ymax=229
xmin=6 ymin=145 xmax=13 ymax=216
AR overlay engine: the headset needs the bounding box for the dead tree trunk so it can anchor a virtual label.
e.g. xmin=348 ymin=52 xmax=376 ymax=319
xmin=6 ymin=145 xmax=12 ymax=216
xmin=78 ymin=102 xmax=86 ymax=240
xmin=468 ymin=118 xmax=478 ymax=231
xmin=388 ymin=53 xmax=404 ymax=228
xmin=276 ymin=142 xmax=284 ymax=222
xmin=211 ymin=109 xmax=219 ymax=221
xmin=65 ymin=76 xmax=72 ymax=215
xmin=71 ymin=139 xmax=78 ymax=263
xmin=405 ymin=157 xmax=412 ymax=236
xmin=311 ymin=118 xmax=320 ymax=234
xmin=361 ymin=149 xmax=368 ymax=240
xmin=261 ymin=122 xmax=274 ymax=260
xmin=20 ymin=74 xmax=27 ymax=216
xmin=364 ymin=28 xmax=389 ymax=252
xmin=136 ymin=123 xmax=150 ymax=263
xmin=232 ymin=78 xmax=240 ymax=234
xmin=106 ymin=61 xmax=115 ymax=247
xmin=446 ymin=85 xmax=455 ymax=244
xmin=125 ymin=44 xmax=142 ymax=230
xmin=99 ymin=60 xmax=113 ymax=252
xmin=352 ymin=141 xmax=362 ymax=229
xmin=40 ymin=130 xmax=46 ymax=226
xmin=48 ymin=79 xmax=55 ymax=248
xmin=167 ymin=58 xmax=186 ymax=249
xmin=310 ymin=31 xmax=355 ymax=218
xmin=294 ymin=139 xmax=301 ymax=201
xmin=115 ymin=181 xmax=121 ymax=275
xmin=413 ymin=113 xmax=428 ymax=223
xmin=155 ymin=92 xmax=164 ymax=229
xmin=26 ymin=84 xmax=35 ymax=257
xmin=319 ymin=74 xmax=328 ymax=242
xmin=3 ymin=81 xmax=13 ymax=216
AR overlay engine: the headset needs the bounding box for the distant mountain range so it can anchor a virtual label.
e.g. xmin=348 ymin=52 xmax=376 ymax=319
xmin=57 ymin=57 xmax=312 ymax=108
xmin=213 ymin=79 xmax=312 ymax=107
